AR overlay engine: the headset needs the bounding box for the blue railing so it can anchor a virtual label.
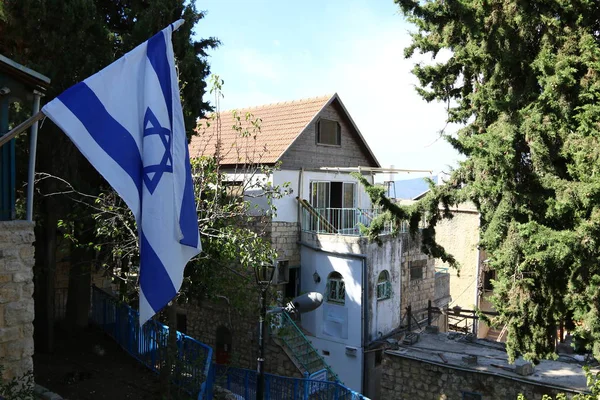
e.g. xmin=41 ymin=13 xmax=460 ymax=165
xmin=91 ymin=286 xmax=213 ymax=399
xmin=211 ymin=364 xmax=369 ymax=400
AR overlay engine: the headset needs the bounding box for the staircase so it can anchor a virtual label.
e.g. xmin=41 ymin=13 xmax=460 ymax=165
xmin=275 ymin=312 xmax=340 ymax=382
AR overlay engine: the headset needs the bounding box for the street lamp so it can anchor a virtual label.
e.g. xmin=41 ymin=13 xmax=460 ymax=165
xmin=254 ymin=261 xmax=276 ymax=400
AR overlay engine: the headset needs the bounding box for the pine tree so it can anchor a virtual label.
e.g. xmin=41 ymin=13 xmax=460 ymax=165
xmin=370 ymin=0 xmax=600 ymax=362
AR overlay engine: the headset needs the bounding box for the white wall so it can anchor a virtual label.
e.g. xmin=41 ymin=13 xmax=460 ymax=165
xmin=365 ymin=239 xmax=403 ymax=342
xmin=300 ymin=245 xmax=364 ymax=391
xmin=272 ymin=170 xmax=300 ymax=222
xmin=273 ymin=169 xmax=375 ymax=223
xmin=306 ymin=336 xmax=363 ymax=392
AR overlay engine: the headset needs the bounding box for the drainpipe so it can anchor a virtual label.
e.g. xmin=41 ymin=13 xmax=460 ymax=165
xmin=473 ymin=214 xmax=483 ymax=337
xmin=26 ymin=91 xmax=42 ymax=222
xmin=297 ymin=168 xmax=304 ymax=231
xmin=361 ymin=256 xmax=368 ymax=393
xmin=297 ymin=240 xmax=369 ymax=392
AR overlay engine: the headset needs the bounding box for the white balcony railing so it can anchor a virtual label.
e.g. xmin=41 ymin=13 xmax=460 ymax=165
xmin=300 ymin=207 xmax=408 ymax=236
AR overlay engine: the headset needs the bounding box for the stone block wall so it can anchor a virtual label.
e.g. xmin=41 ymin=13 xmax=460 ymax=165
xmin=279 ymin=101 xmax=377 ymax=169
xmin=401 ymin=235 xmax=436 ymax=321
xmin=182 ymin=301 xmax=302 ymax=378
xmin=434 ymin=272 xmax=451 ymax=307
xmin=0 ymin=221 xmax=35 ymax=382
xmin=433 ymin=205 xmax=481 ymax=311
xmin=381 ymin=353 xmax=580 ymax=400
xmin=271 ymin=222 xmax=300 ymax=266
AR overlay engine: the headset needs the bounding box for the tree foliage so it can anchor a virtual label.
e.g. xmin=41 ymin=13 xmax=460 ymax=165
xmin=363 ymin=0 xmax=600 ymax=362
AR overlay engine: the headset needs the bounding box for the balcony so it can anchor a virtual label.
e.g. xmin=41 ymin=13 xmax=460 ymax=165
xmin=300 ymin=206 xmax=407 ymax=236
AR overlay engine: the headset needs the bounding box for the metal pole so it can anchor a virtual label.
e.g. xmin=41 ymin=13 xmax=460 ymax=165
xmin=26 ymin=92 xmax=42 ymax=221
xmin=256 ymin=287 xmax=267 ymax=399
xmin=427 ymin=300 xmax=432 ymax=326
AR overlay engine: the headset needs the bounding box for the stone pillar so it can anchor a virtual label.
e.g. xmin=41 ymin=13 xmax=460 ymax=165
xmin=0 ymin=221 xmax=35 ymax=382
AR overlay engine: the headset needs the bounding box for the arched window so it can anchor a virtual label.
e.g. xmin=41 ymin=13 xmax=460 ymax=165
xmin=326 ymin=272 xmax=345 ymax=304
xmin=377 ymin=270 xmax=391 ymax=300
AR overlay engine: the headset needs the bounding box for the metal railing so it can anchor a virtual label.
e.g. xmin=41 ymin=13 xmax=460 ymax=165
xmin=301 ymin=207 xmax=403 ymax=236
xmin=278 ymin=312 xmax=339 ymax=382
xmin=90 ymin=286 xmax=213 ymax=399
xmin=212 ymin=364 xmax=369 ymax=400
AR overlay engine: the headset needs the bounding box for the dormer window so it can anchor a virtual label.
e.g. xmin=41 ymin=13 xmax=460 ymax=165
xmin=317 ymin=119 xmax=341 ymax=146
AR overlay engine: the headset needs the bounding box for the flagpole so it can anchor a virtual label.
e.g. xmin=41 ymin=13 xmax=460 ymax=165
xmin=0 ymin=110 xmax=45 ymax=148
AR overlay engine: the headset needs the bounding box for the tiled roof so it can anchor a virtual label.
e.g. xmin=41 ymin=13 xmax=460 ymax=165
xmin=189 ymin=94 xmax=334 ymax=165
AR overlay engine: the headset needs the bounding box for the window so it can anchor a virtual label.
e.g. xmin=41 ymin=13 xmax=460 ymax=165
xmin=483 ymin=269 xmax=496 ymax=291
xmin=317 ymin=119 xmax=341 ymax=146
xmin=409 ymin=260 xmax=426 ymax=281
xmin=462 ymin=392 xmax=482 ymax=400
xmin=309 ymin=181 xmax=356 ymax=232
xmin=376 ymin=270 xmax=391 ymax=300
xmin=224 ymin=180 xmax=243 ymax=198
xmin=375 ymin=349 xmax=383 ymax=366
xmin=326 ymin=272 xmax=345 ymax=304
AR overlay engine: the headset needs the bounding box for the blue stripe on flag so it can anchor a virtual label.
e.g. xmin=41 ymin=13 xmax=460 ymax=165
xmin=179 ymin=145 xmax=199 ymax=247
xmin=147 ymin=31 xmax=173 ymax=128
xmin=140 ymin=232 xmax=177 ymax=313
xmin=58 ymin=83 xmax=143 ymax=200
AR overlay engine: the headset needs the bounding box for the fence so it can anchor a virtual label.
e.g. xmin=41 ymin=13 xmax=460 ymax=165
xmin=211 ymin=364 xmax=369 ymax=400
xmin=301 ymin=207 xmax=401 ymax=236
xmin=90 ymin=286 xmax=213 ymax=399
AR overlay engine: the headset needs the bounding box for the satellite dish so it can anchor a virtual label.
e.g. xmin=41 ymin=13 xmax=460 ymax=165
xmin=267 ymin=292 xmax=324 ymax=315
xmin=290 ymin=292 xmax=323 ymax=314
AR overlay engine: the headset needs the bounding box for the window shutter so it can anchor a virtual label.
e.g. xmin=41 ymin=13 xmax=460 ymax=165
xmin=316 ymin=120 xmax=321 ymax=143
xmin=325 ymin=281 xmax=330 ymax=301
xmin=336 ymin=122 xmax=341 ymax=145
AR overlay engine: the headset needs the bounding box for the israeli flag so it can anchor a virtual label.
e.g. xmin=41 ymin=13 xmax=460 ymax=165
xmin=42 ymin=20 xmax=201 ymax=325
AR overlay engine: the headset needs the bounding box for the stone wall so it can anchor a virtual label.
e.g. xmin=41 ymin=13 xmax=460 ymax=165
xmin=279 ymin=100 xmax=377 ymax=169
xmin=381 ymin=353 xmax=581 ymax=400
xmin=434 ymin=272 xmax=451 ymax=307
xmin=433 ymin=204 xmax=480 ymax=311
xmin=0 ymin=221 xmax=35 ymax=382
xmin=271 ymin=222 xmax=300 ymax=267
xmin=181 ymin=301 xmax=302 ymax=378
xmin=401 ymin=234 xmax=436 ymax=322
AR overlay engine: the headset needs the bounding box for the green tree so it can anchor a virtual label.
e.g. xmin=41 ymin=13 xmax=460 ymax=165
xmin=361 ymin=0 xmax=600 ymax=363
xmin=0 ymin=0 xmax=218 ymax=351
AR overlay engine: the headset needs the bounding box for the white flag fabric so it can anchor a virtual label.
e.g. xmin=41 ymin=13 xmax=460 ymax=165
xmin=42 ymin=20 xmax=201 ymax=325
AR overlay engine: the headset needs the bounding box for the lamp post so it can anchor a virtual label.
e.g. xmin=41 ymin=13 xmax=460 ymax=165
xmin=254 ymin=262 xmax=276 ymax=400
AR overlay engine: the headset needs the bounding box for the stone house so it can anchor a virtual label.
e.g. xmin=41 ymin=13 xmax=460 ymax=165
xmin=395 ymin=176 xmax=499 ymax=339
xmin=189 ymin=93 xmax=450 ymax=396
xmin=0 ymin=55 xmax=49 ymax=383
xmin=381 ymin=330 xmax=592 ymax=400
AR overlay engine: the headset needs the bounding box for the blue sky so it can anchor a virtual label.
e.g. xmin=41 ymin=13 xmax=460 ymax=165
xmin=194 ymin=0 xmax=462 ymax=179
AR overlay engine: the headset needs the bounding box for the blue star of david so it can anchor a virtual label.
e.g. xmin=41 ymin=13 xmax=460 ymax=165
xmin=142 ymin=108 xmax=173 ymax=194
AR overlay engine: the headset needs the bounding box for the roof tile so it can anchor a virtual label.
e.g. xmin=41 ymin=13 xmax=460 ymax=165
xmin=189 ymin=94 xmax=333 ymax=164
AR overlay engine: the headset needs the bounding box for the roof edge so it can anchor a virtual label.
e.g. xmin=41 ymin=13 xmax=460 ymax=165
xmin=333 ymin=94 xmax=381 ymax=168
xmin=0 ymin=54 xmax=51 ymax=88
xmin=274 ymin=93 xmax=337 ymax=161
